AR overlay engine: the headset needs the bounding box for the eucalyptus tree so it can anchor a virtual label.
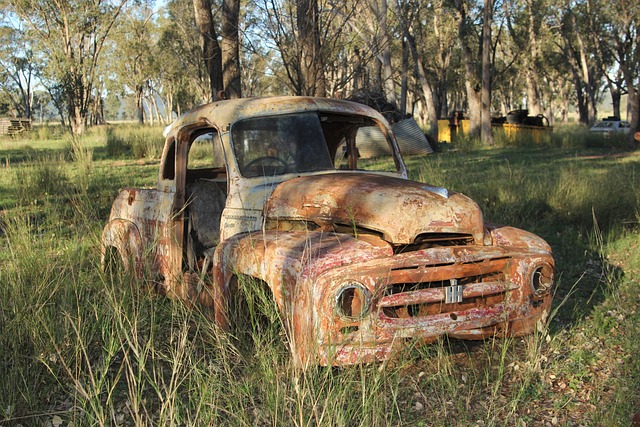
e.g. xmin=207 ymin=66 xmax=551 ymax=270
xmin=193 ymin=0 xmax=223 ymax=101
xmin=603 ymin=0 xmax=639 ymax=142
xmin=6 ymin=0 xmax=129 ymax=134
xmin=297 ymin=0 xmax=326 ymax=96
xmin=239 ymin=2 xmax=283 ymax=96
xmin=418 ymin=0 xmax=460 ymax=119
xmin=551 ymin=0 xmax=607 ymax=125
xmin=449 ymin=0 xmax=496 ymax=141
xmin=480 ymin=0 xmax=494 ymax=145
xmin=331 ymin=0 xmax=399 ymax=106
xmin=392 ymin=0 xmax=439 ymax=137
xmin=254 ymin=0 xmax=330 ymax=96
xmin=158 ymin=0 xmax=214 ymax=112
xmin=221 ymin=0 xmax=241 ymax=98
xmin=502 ymin=0 xmax=546 ymax=115
xmin=110 ymin=2 xmax=158 ymax=124
xmin=0 ymin=24 xmax=36 ymax=118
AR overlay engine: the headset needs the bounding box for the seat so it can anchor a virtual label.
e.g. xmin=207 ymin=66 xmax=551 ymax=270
xmin=187 ymin=180 xmax=227 ymax=251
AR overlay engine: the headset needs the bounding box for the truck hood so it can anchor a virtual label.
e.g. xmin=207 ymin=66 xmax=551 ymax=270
xmin=264 ymin=173 xmax=485 ymax=245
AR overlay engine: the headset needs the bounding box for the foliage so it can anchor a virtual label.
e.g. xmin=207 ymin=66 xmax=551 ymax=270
xmin=1 ymin=0 xmax=638 ymax=139
xmin=4 ymin=0 xmax=129 ymax=133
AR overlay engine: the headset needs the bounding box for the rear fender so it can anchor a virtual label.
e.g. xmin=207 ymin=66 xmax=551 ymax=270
xmin=101 ymin=219 xmax=144 ymax=279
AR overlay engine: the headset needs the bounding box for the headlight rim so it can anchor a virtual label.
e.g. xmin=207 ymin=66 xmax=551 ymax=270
xmin=530 ymin=262 xmax=554 ymax=298
xmin=334 ymin=281 xmax=372 ymax=321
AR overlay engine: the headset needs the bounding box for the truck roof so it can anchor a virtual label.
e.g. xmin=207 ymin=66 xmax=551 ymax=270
xmin=163 ymin=96 xmax=388 ymax=138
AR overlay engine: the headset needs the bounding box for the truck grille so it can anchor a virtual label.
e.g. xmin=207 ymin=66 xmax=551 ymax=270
xmin=378 ymin=257 xmax=516 ymax=320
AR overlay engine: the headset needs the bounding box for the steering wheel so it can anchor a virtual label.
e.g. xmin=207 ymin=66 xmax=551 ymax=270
xmin=245 ymin=155 xmax=288 ymax=168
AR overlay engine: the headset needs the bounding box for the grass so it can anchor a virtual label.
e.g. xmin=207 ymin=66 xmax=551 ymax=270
xmin=0 ymin=124 xmax=639 ymax=425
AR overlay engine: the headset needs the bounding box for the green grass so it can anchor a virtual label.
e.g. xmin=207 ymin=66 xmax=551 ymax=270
xmin=1 ymin=124 xmax=639 ymax=426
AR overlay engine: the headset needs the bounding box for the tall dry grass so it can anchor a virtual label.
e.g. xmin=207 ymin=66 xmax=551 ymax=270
xmin=1 ymin=125 xmax=639 ymax=425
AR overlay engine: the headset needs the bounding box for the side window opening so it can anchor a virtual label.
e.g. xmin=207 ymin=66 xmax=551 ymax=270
xmin=330 ymin=121 xmax=398 ymax=174
xmin=187 ymin=130 xmax=226 ymax=181
xmin=162 ymin=140 xmax=176 ymax=180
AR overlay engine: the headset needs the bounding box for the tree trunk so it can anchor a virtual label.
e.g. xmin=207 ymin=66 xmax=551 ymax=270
xmin=621 ymin=62 xmax=639 ymax=147
xmin=466 ymin=81 xmax=481 ymax=137
xmin=399 ymin=38 xmax=409 ymax=116
xmin=221 ymin=0 xmax=241 ymax=99
xmin=481 ymin=0 xmax=494 ymax=145
xmin=524 ymin=0 xmax=541 ymax=115
xmin=566 ymin=12 xmax=597 ymax=126
xmin=378 ymin=0 xmax=396 ymax=106
xmin=69 ymin=105 xmax=86 ymax=135
xmin=193 ymin=0 xmax=223 ymax=101
xmin=297 ymin=0 xmax=326 ymax=97
xmin=610 ymin=85 xmax=621 ymax=119
xmin=455 ymin=0 xmax=481 ymax=136
xmin=136 ymin=84 xmax=145 ymax=125
xmin=405 ymin=32 xmax=438 ymax=139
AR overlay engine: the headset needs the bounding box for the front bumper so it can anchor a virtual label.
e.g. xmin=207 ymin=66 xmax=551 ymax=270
xmin=311 ymin=245 xmax=553 ymax=365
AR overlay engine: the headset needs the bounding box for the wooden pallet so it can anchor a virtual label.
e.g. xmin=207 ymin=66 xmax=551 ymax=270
xmin=0 ymin=118 xmax=32 ymax=135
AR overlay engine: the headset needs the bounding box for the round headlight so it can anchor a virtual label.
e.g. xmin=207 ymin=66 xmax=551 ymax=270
xmin=530 ymin=263 xmax=553 ymax=297
xmin=335 ymin=282 xmax=371 ymax=320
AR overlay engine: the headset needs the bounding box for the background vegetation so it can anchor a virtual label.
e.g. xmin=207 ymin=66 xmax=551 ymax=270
xmin=0 ymin=0 xmax=638 ymax=141
xmin=1 ymin=125 xmax=639 ymax=426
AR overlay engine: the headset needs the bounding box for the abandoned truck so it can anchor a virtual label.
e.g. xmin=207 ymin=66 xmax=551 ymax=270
xmin=101 ymin=96 xmax=554 ymax=367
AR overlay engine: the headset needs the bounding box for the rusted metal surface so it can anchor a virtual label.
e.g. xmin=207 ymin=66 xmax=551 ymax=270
xmin=102 ymin=96 xmax=555 ymax=367
xmin=264 ymin=173 xmax=485 ymax=244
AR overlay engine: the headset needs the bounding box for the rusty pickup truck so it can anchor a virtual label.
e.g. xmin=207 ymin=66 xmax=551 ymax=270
xmin=101 ymin=96 xmax=554 ymax=367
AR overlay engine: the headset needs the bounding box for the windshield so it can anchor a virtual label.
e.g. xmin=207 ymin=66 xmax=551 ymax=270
xmin=231 ymin=113 xmax=334 ymax=178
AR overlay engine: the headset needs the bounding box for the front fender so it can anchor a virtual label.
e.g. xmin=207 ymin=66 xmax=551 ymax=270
xmin=213 ymin=230 xmax=393 ymax=366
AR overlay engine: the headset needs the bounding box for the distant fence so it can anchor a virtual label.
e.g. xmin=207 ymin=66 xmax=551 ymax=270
xmin=0 ymin=118 xmax=32 ymax=135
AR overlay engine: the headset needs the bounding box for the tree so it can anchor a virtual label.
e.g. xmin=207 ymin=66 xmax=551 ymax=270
xmin=221 ymin=0 xmax=242 ymax=98
xmin=110 ymin=3 xmax=158 ymax=124
xmin=345 ymin=0 xmax=398 ymax=106
xmin=451 ymin=0 xmax=482 ymax=136
xmin=393 ymin=0 xmax=438 ymax=137
xmin=7 ymin=0 xmax=129 ymax=134
xmin=603 ymin=0 xmax=640 ymax=144
xmin=480 ymin=0 xmax=494 ymax=145
xmin=553 ymin=0 xmax=608 ymax=126
xmin=0 ymin=24 xmax=36 ymax=118
xmin=158 ymin=0 xmax=211 ymax=112
xmin=297 ymin=0 xmax=326 ymax=96
xmin=193 ymin=0 xmax=223 ymax=101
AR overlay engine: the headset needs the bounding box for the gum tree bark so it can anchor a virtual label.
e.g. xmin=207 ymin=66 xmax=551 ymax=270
xmin=297 ymin=0 xmax=326 ymax=97
xmin=481 ymin=0 xmax=494 ymax=145
xmin=221 ymin=0 xmax=241 ymax=98
xmin=193 ymin=0 xmax=223 ymax=101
